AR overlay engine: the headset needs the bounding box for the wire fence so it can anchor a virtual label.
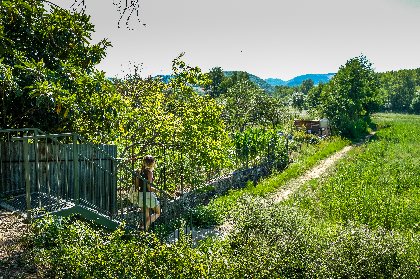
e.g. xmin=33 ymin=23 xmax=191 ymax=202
xmin=0 ymin=128 xmax=289 ymax=236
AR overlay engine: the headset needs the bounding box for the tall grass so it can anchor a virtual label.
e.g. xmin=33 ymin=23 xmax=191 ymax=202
xmin=289 ymin=113 xmax=420 ymax=232
xmin=198 ymin=136 xmax=349 ymax=226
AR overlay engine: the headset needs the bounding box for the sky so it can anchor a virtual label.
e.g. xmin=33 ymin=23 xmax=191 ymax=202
xmin=53 ymin=0 xmax=420 ymax=80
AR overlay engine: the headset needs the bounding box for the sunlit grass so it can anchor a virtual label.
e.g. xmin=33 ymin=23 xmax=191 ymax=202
xmin=289 ymin=113 xmax=420 ymax=232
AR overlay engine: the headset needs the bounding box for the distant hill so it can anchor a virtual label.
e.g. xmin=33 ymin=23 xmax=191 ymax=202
xmin=155 ymin=74 xmax=172 ymax=83
xmin=224 ymin=71 xmax=275 ymax=93
xmin=265 ymin=78 xmax=286 ymax=86
xmin=283 ymin=73 xmax=335 ymax=87
xmin=153 ymin=72 xmax=335 ymax=93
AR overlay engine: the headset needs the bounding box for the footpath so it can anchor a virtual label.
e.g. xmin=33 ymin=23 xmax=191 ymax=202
xmin=180 ymin=141 xmax=358 ymax=245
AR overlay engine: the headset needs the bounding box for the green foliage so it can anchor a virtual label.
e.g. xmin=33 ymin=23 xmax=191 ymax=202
xmin=306 ymin=82 xmax=325 ymax=113
xmin=114 ymin=55 xmax=231 ymax=191
xmin=220 ymin=80 xmax=285 ymax=133
xmin=31 ymin=215 xmax=214 ymax=278
xmin=233 ymin=127 xmax=287 ymax=168
xmin=204 ymin=67 xmax=226 ymax=98
xmin=378 ymin=69 xmax=420 ymax=113
xmin=220 ymin=79 xmax=261 ymax=132
xmin=411 ymin=89 xmax=420 ymax=113
xmin=296 ymin=114 xmax=420 ymax=231
xmin=33 ymin=199 xmax=419 ymax=278
xmin=29 ymin=116 xmax=419 ymax=278
xmin=291 ymin=91 xmax=306 ymax=112
xmin=196 ymin=136 xmax=348 ymax=227
xmin=318 ymin=55 xmax=381 ymax=139
xmin=300 ymin=79 xmax=314 ymax=95
xmin=225 ymin=197 xmax=419 ymax=278
xmin=0 ymin=0 xmax=117 ymax=141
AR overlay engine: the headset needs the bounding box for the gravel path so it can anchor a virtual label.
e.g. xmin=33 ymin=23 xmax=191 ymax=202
xmin=0 ymin=209 xmax=38 ymax=278
xmin=270 ymin=145 xmax=354 ymax=203
xmin=200 ymin=143 xmax=357 ymax=240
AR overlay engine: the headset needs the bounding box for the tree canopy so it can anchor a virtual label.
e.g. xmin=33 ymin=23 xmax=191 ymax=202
xmin=317 ymin=55 xmax=380 ymax=138
xmin=0 ymin=0 xmax=120 ymax=142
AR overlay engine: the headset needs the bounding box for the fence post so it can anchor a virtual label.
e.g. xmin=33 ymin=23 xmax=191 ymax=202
xmin=23 ymin=137 xmax=31 ymax=221
xmin=73 ymin=134 xmax=79 ymax=205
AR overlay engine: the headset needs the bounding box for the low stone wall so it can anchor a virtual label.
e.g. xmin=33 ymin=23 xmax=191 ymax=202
xmin=158 ymin=160 xmax=286 ymax=227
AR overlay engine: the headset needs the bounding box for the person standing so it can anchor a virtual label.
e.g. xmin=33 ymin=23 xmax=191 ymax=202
xmin=130 ymin=155 xmax=161 ymax=230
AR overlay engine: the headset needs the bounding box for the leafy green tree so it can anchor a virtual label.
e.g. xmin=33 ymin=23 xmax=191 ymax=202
xmin=220 ymin=80 xmax=261 ymax=132
xmin=0 ymin=0 xmax=119 ymax=143
xmin=410 ymin=88 xmax=420 ymax=113
xmin=377 ymin=69 xmax=420 ymax=113
xmin=306 ymin=83 xmax=324 ymax=111
xmin=205 ymin=67 xmax=226 ymax=98
xmin=389 ymin=70 xmax=416 ymax=112
xmin=252 ymin=94 xmax=286 ymax=128
xmin=291 ymin=91 xmax=306 ymax=112
xmin=114 ymin=55 xmax=230 ymax=189
xmin=273 ymin=85 xmax=294 ymax=106
xmin=300 ymin=79 xmax=314 ymax=94
xmin=319 ymin=55 xmax=380 ymax=138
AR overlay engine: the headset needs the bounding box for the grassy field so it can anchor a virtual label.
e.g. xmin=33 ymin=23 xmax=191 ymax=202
xmin=288 ymin=113 xmax=419 ymax=231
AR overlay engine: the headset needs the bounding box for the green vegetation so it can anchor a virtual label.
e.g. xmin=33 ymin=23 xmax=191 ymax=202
xmin=314 ymin=55 xmax=381 ymax=139
xmin=196 ymin=136 xmax=349 ymax=226
xmin=0 ymin=0 xmax=118 ymax=141
xmin=29 ymin=114 xmax=419 ymax=278
xmin=289 ymin=114 xmax=420 ymax=232
xmin=2 ymin=1 xmax=420 ymax=278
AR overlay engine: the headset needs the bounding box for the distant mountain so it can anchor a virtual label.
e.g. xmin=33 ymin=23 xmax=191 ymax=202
xmin=155 ymin=74 xmax=172 ymax=83
xmin=280 ymin=73 xmax=335 ymax=87
xmin=265 ymin=78 xmax=286 ymax=86
xmin=224 ymin=71 xmax=335 ymax=92
xmin=153 ymin=72 xmax=335 ymax=93
xmin=224 ymin=71 xmax=275 ymax=93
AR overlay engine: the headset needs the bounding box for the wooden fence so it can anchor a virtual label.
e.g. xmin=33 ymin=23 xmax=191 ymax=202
xmin=0 ymin=129 xmax=118 ymax=220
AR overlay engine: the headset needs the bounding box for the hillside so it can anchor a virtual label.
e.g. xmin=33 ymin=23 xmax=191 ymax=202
xmin=283 ymin=73 xmax=335 ymax=87
xmin=225 ymin=71 xmax=335 ymax=92
xmin=154 ymin=72 xmax=335 ymax=93
xmin=224 ymin=71 xmax=275 ymax=92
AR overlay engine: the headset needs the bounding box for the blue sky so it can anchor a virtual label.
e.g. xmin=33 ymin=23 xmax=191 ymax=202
xmin=53 ymin=0 xmax=420 ymax=80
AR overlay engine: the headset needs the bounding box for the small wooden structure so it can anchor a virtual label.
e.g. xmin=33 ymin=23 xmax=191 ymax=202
xmin=294 ymin=118 xmax=330 ymax=136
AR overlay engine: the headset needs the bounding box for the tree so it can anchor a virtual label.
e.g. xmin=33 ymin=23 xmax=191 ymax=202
xmin=220 ymin=80 xmax=261 ymax=133
xmin=205 ymin=67 xmax=226 ymax=98
xmin=0 ymin=0 xmax=121 ymax=143
xmin=300 ymin=79 xmax=314 ymax=95
xmin=114 ymin=55 xmax=230 ymax=188
xmin=377 ymin=69 xmax=420 ymax=113
xmin=319 ymin=55 xmax=380 ymax=138
xmin=291 ymin=91 xmax=306 ymax=112
xmin=389 ymin=70 xmax=416 ymax=112
xmin=306 ymin=83 xmax=324 ymax=111
xmin=410 ymin=89 xmax=420 ymax=114
xmin=252 ymin=94 xmax=285 ymax=128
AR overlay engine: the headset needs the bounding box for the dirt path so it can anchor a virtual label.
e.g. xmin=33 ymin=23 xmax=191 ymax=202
xmin=211 ymin=143 xmax=356 ymax=238
xmin=0 ymin=209 xmax=37 ymax=278
xmin=270 ymin=145 xmax=354 ymax=203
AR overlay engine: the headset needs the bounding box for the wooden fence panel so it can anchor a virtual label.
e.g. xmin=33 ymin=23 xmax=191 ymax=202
xmin=0 ymin=141 xmax=117 ymax=215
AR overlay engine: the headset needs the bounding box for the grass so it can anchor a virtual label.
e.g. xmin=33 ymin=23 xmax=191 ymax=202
xmin=198 ymin=136 xmax=350 ymax=226
xmin=288 ymin=113 xmax=420 ymax=232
